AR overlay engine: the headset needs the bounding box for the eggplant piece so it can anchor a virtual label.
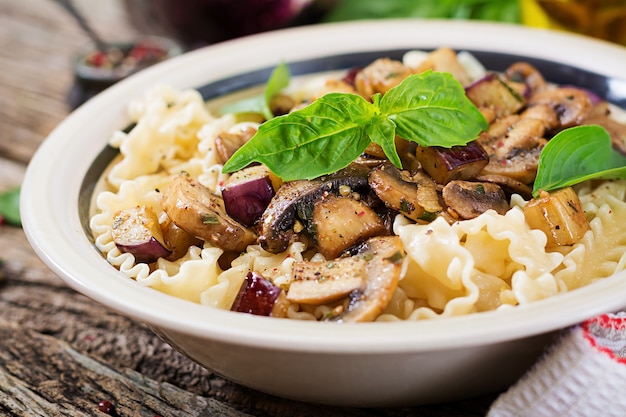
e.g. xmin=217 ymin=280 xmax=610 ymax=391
xmin=161 ymin=219 xmax=203 ymax=261
xmin=222 ymin=165 xmax=278 ymax=227
xmin=258 ymin=165 xmax=371 ymax=254
xmin=527 ymin=87 xmax=592 ymax=131
xmin=214 ymin=126 xmax=257 ymax=165
xmin=329 ymin=236 xmax=406 ymax=323
xmin=368 ymin=163 xmax=441 ymax=222
xmin=442 ymin=180 xmax=509 ymax=220
xmin=523 ymin=187 xmax=590 ymax=248
xmin=231 ymin=271 xmax=289 ymax=317
xmin=415 ymin=141 xmax=489 ymax=184
xmin=111 ymin=205 xmax=172 ymax=264
xmin=465 ymin=73 xmax=525 ymax=118
xmin=287 ymin=257 xmax=366 ymax=304
xmin=302 ymin=194 xmax=387 ymax=259
xmin=161 ymin=174 xmax=257 ymax=252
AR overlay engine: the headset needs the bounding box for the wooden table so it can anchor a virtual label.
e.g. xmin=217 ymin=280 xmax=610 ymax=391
xmin=0 ymin=1 xmax=498 ymax=415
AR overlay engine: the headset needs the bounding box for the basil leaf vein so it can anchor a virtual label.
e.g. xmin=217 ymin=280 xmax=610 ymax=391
xmin=533 ymin=124 xmax=626 ymax=197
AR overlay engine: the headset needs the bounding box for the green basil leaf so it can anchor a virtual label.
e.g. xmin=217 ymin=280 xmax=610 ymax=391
xmin=222 ymin=93 xmax=376 ymax=181
xmin=219 ymin=61 xmax=290 ymax=118
xmin=367 ymin=114 xmax=401 ymax=167
xmin=533 ymin=125 xmax=626 ymax=197
xmin=380 ymin=71 xmax=488 ymax=147
xmin=0 ymin=186 xmax=21 ymax=226
xmin=263 ymin=61 xmax=291 ymax=119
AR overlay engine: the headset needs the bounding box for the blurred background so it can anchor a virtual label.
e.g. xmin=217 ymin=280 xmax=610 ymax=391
xmin=122 ymin=0 xmax=626 ymax=49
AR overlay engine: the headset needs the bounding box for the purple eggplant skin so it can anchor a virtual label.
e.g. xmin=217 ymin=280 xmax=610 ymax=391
xmin=111 ymin=205 xmax=172 ymax=264
xmin=222 ymin=175 xmax=275 ymax=227
xmin=231 ymin=271 xmax=283 ymax=316
xmin=116 ymin=239 xmax=172 ymax=264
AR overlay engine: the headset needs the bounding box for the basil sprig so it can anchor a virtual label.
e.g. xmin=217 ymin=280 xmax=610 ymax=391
xmin=220 ymin=61 xmax=290 ymax=119
xmin=533 ymin=125 xmax=626 ymax=197
xmin=0 ymin=186 xmax=21 ymax=226
xmin=222 ymin=71 xmax=488 ymax=181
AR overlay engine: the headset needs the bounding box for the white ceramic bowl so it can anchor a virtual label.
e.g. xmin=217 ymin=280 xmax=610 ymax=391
xmin=21 ymin=20 xmax=626 ymax=407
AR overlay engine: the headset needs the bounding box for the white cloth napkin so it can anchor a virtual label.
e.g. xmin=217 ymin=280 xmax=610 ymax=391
xmin=487 ymin=312 xmax=626 ymax=417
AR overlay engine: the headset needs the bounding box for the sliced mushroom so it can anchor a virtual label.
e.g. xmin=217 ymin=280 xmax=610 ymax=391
xmin=413 ymin=47 xmax=471 ymax=86
xmin=527 ymin=87 xmax=592 ymax=131
xmin=287 ymin=257 xmax=367 ymax=304
xmin=478 ymin=116 xmax=547 ymax=184
xmin=354 ymin=57 xmax=413 ymax=98
xmin=504 ymin=62 xmax=547 ymax=95
xmin=442 ymin=180 xmax=509 ymax=220
xmin=161 ymin=174 xmax=257 ymax=252
xmin=301 ymin=193 xmax=387 ymax=259
xmin=329 ymin=236 xmax=406 ymax=323
xmin=415 ymin=141 xmax=489 ymax=184
xmin=475 ymin=174 xmax=533 ymax=200
xmin=368 ymin=163 xmax=441 ymax=222
xmin=581 ymin=101 xmax=626 ymax=156
xmin=258 ymin=165 xmax=371 ymax=254
xmin=214 ymin=126 xmax=257 ymax=165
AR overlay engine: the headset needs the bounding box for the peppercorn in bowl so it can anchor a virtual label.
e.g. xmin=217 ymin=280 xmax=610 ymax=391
xmin=21 ymin=20 xmax=626 ymax=406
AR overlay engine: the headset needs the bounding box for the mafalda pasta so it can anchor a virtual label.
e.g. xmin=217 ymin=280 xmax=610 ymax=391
xmin=90 ymin=49 xmax=626 ymax=322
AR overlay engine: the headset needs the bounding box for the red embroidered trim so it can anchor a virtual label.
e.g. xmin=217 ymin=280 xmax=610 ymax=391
xmin=581 ymin=314 xmax=626 ymax=365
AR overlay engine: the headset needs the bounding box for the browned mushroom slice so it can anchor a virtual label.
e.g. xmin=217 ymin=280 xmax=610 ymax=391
xmin=354 ymin=57 xmax=413 ymax=98
xmin=258 ymin=165 xmax=371 ymax=254
xmin=504 ymin=62 xmax=547 ymax=95
xmin=214 ymin=126 xmax=257 ymax=165
xmin=413 ymin=47 xmax=471 ymax=86
xmin=415 ymin=141 xmax=489 ymax=184
xmin=478 ymin=116 xmax=547 ymax=184
xmin=161 ymin=174 xmax=257 ymax=252
xmin=287 ymin=257 xmax=367 ymax=304
xmin=465 ymin=73 xmax=526 ymax=118
xmin=442 ymin=180 xmax=509 ymax=220
xmin=303 ymin=194 xmax=387 ymax=259
xmin=527 ymin=87 xmax=592 ymax=131
xmin=523 ymin=187 xmax=590 ymax=248
xmin=475 ymin=174 xmax=533 ymax=200
xmin=368 ymin=163 xmax=441 ymax=222
xmin=581 ymin=101 xmax=626 ymax=156
xmin=330 ymin=236 xmax=406 ymax=323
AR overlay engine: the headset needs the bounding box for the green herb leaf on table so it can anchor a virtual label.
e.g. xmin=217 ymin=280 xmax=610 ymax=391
xmin=223 ymin=71 xmax=487 ymax=181
xmin=533 ymin=125 xmax=626 ymax=197
xmin=0 ymin=186 xmax=21 ymax=226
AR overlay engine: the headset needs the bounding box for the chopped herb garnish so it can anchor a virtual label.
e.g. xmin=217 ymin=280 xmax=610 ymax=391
xmin=201 ymin=214 xmax=220 ymax=225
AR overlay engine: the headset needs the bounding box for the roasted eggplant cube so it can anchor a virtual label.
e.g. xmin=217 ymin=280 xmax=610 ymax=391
xmin=465 ymin=73 xmax=525 ymax=118
xmin=222 ymin=165 xmax=278 ymax=227
xmin=111 ymin=205 xmax=172 ymax=264
xmin=524 ymin=187 xmax=590 ymax=247
xmin=415 ymin=141 xmax=489 ymax=184
xmin=231 ymin=271 xmax=287 ymax=317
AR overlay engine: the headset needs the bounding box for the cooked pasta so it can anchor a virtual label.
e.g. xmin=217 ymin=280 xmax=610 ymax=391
xmin=90 ymin=50 xmax=626 ymax=322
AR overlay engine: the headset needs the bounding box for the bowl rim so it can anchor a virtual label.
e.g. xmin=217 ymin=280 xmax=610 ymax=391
xmin=21 ymin=19 xmax=626 ymax=354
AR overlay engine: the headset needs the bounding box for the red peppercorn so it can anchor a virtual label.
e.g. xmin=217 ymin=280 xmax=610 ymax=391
xmin=98 ymin=400 xmax=114 ymax=414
